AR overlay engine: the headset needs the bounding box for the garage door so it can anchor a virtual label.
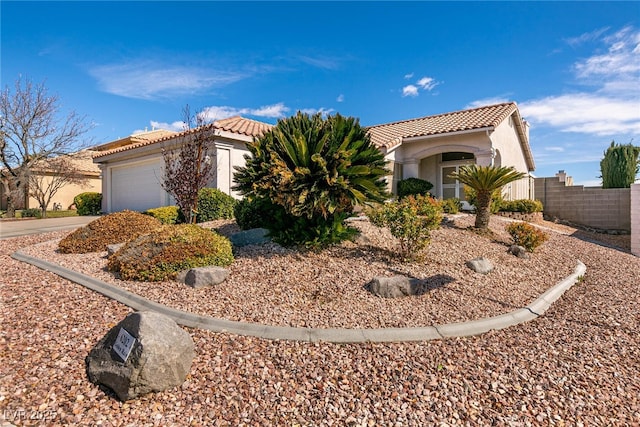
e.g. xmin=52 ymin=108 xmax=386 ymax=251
xmin=110 ymin=160 xmax=166 ymax=212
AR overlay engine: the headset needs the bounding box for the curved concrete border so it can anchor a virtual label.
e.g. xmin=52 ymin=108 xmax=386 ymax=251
xmin=12 ymin=250 xmax=586 ymax=343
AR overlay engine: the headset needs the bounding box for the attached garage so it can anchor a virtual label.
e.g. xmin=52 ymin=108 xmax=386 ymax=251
xmin=109 ymin=160 xmax=167 ymax=212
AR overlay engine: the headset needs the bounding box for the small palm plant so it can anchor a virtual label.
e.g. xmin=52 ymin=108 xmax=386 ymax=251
xmin=233 ymin=111 xmax=390 ymax=247
xmin=449 ymin=165 xmax=525 ymax=230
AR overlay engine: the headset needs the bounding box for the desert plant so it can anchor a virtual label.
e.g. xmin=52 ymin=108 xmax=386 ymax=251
xmin=464 ymin=185 xmax=503 ymax=214
xmin=600 ymin=140 xmax=640 ymax=188
xmin=234 ymin=197 xmax=267 ymax=230
xmin=74 ymin=192 xmax=102 ymax=216
xmin=441 ymin=198 xmax=462 ymax=214
xmin=233 ymin=112 xmax=390 ymax=247
xmin=196 ymin=188 xmax=237 ymax=222
xmin=449 ymin=165 xmax=525 ymax=230
xmin=368 ymin=194 xmax=443 ymax=261
xmin=397 ymin=177 xmax=434 ymax=199
xmin=500 ymin=199 xmax=543 ymax=214
xmin=20 ymin=208 xmax=42 ymax=218
xmin=506 ymin=221 xmax=549 ymax=252
xmin=144 ymin=206 xmax=181 ymax=224
xmin=58 ymin=210 xmax=162 ymax=253
xmin=107 ymin=224 xmax=234 ymax=281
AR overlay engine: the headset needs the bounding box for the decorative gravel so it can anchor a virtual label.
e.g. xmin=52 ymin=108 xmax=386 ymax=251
xmin=1 ymin=214 xmax=638 ymax=425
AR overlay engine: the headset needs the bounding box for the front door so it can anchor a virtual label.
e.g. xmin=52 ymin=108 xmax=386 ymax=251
xmin=441 ymin=164 xmax=467 ymax=201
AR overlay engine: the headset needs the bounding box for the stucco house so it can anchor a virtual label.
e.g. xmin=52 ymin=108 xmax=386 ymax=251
xmin=94 ymin=102 xmax=535 ymax=214
xmin=93 ymin=116 xmax=272 ymax=213
xmin=368 ymin=102 xmax=535 ymax=203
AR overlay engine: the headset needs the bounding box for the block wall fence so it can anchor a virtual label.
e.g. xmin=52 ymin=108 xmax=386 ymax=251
xmin=632 ymin=184 xmax=639 ymax=257
xmin=534 ymin=177 xmax=631 ymax=232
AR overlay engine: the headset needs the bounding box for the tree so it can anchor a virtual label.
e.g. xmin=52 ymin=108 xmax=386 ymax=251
xmin=599 ymin=140 xmax=640 ymax=188
xmin=28 ymin=152 xmax=91 ymax=217
xmin=233 ymin=111 xmax=390 ymax=247
xmin=161 ymin=106 xmax=215 ymax=223
xmin=0 ymin=76 xmax=91 ymax=217
xmin=449 ymin=164 xmax=525 ymax=230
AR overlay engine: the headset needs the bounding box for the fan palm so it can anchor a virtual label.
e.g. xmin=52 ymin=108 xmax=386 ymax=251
xmin=449 ymin=165 xmax=525 ymax=230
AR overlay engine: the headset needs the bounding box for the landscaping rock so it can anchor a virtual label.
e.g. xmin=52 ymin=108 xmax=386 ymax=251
xmin=106 ymin=243 xmax=124 ymax=257
xmin=177 ymin=266 xmax=229 ymax=288
xmin=229 ymin=228 xmax=271 ymax=247
xmin=369 ymin=275 xmax=421 ymax=298
xmin=466 ymin=257 xmax=494 ymax=274
xmin=508 ymin=245 xmax=530 ymax=259
xmin=86 ymin=311 xmax=195 ymax=401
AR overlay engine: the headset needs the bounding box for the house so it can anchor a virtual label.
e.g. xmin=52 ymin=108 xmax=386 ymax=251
xmin=93 ymin=116 xmax=272 ymax=213
xmin=367 ymin=102 xmax=535 ymax=203
xmin=94 ymin=102 xmax=535 ymax=214
xmin=0 ymin=149 xmax=102 ymax=211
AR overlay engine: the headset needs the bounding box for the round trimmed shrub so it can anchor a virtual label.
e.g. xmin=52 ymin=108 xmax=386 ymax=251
xmin=144 ymin=206 xmax=181 ymax=224
xmin=196 ymin=188 xmax=237 ymax=222
xmin=500 ymin=199 xmax=543 ymax=214
xmin=74 ymin=192 xmax=102 ymax=216
xmin=58 ymin=210 xmax=162 ymax=253
xmin=107 ymin=224 xmax=234 ymax=281
xmin=397 ymin=178 xmax=433 ymax=199
xmin=506 ymin=221 xmax=549 ymax=252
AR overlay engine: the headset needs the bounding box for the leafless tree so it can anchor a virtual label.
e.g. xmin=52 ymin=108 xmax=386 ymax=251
xmin=0 ymin=76 xmax=92 ymax=217
xmin=161 ymin=106 xmax=216 ymax=223
xmin=28 ymin=153 xmax=91 ymax=217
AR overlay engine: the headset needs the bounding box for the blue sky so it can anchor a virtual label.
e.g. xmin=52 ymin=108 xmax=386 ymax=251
xmin=2 ymin=1 xmax=639 ymax=186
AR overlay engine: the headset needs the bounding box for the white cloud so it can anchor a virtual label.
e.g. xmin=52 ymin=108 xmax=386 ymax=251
xmin=298 ymin=55 xmax=340 ymax=70
xmin=299 ymin=107 xmax=335 ymax=117
xmin=402 ymin=85 xmax=419 ymax=97
xmin=404 ymin=73 xmax=414 ymax=79
xmin=564 ymin=27 xmax=610 ymax=47
xmin=544 ymin=146 xmax=565 ymax=152
xmin=336 ymin=94 xmax=344 ymax=102
xmin=574 ymin=26 xmax=640 ymax=83
xmin=417 ymin=77 xmax=438 ymax=91
xmin=89 ymin=61 xmax=246 ymax=100
xmin=199 ymin=103 xmax=290 ymax=122
xmin=465 ymin=96 xmax=512 ymax=109
xmin=146 ymin=120 xmax=186 ymax=132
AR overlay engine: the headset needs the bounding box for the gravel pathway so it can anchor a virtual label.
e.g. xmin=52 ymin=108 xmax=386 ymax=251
xmin=1 ymin=215 xmax=638 ymax=425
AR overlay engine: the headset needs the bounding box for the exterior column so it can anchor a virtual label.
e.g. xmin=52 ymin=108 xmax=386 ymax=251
xmin=99 ymin=164 xmax=110 ymax=213
xmin=475 ymin=149 xmax=494 ymax=167
xmin=403 ymin=159 xmax=420 ymax=179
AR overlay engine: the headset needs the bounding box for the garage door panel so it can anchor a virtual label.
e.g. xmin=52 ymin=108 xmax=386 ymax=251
xmin=111 ymin=161 xmax=165 ymax=212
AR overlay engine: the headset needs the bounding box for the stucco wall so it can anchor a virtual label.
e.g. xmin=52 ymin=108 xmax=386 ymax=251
xmin=490 ymin=118 xmax=529 ymax=174
xmin=631 ymin=184 xmax=640 ymax=256
xmin=535 ymin=176 xmax=631 ymax=231
xmin=27 ymin=176 xmax=101 ymax=210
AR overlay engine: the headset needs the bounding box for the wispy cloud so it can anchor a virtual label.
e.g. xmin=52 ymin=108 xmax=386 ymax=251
xmin=299 ymin=107 xmax=335 ymax=117
xmin=336 ymin=94 xmax=344 ymax=103
xmin=146 ymin=121 xmax=186 ymax=133
xmin=199 ymin=103 xmax=290 ymax=122
xmin=402 ymin=75 xmax=441 ymax=97
xmin=521 ymin=26 xmax=640 ymax=136
xmin=298 ymin=55 xmax=341 ymax=70
xmin=544 ymin=146 xmax=565 ymax=152
xmin=465 ymin=96 xmax=512 ymax=109
xmin=89 ymin=61 xmax=247 ymax=100
xmin=564 ymin=27 xmax=610 ymax=47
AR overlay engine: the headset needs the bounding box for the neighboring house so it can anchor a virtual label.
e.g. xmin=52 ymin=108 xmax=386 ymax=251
xmin=94 ymin=102 xmax=536 ymax=214
xmin=0 ymin=149 xmax=102 ymax=211
xmin=93 ymin=116 xmax=272 ymax=213
xmin=367 ymin=102 xmax=535 ymax=203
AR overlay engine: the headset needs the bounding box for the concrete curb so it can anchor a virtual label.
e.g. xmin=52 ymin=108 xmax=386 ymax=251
xmin=11 ymin=250 xmax=586 ymax=343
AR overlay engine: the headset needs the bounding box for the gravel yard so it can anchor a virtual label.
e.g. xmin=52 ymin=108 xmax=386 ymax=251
xmin=1 ymin=214 xmax=639 ymax=425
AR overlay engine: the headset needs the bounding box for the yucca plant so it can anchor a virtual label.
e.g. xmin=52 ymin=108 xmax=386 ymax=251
xmin=449 ymin=165 xmax=525 ymax=230
xmin=233 ymin=112 xmax=390 ymax=247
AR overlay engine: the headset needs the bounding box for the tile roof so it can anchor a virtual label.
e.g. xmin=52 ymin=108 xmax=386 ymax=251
xmin=33 ymin=150 xmax=101 ymax=175
xmin=367 ymin=102 xmax=521 ymax=151
xmin=92 ymin=129 xmax=179 ymax=152
xmin=93 ymin=116 xmax=273 ymax=159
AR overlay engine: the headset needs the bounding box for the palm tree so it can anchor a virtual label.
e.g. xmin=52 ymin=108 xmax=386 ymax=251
xmin=449 ymin=164 xmax=525 ymax=230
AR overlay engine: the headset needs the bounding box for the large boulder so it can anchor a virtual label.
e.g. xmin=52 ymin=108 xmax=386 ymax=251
xmin=86 ymin=311 xmax=194 ymax=401
xmin=369 ymin=275 xmax=422 ymax=298
xmin=466 ymin=257 xmax=494 ymax=274
xmin=508 ymin=245 xmax=530 ymax=259
xmin=177 ymin=266 xmax=229 ymax=288
xmin=229 ymin=228 xmax=271 ymax=247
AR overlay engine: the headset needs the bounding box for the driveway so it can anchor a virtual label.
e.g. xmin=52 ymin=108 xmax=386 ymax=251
xmin=0 ymin=216 xmax=99 ymax=239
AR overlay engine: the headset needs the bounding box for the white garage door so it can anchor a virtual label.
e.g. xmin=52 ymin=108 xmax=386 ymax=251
xmin=111 ymin=161 xmax=166 ymax=212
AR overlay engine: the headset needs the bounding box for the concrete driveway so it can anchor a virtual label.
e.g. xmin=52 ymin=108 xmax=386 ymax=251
xmin=0 ymin=216 xmax=100 ymax=239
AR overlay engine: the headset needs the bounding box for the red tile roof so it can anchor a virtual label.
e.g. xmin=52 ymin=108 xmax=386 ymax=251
xmin=93 ymin=116 xmax=273 ymax=159
xmin=367 ymin=102 xmax=521 ymax=150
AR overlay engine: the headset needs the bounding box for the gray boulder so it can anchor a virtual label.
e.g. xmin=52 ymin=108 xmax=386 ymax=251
xmin=86 ymin=311 xmax=194 ymax=401
xmin=177 ymin=266 xmax=229 ymax=288
xmin=229 ymin=228 xmax=271 ymax=247
xmin=466 ymin=257 xmax=494 ymax=274
xmin=508 ymin=245 xmax=530 ymax=259
xmin=369 ymin=275 xmax=421 ymax=298
xmin=106 ymin=243 xmax=124 ymax=257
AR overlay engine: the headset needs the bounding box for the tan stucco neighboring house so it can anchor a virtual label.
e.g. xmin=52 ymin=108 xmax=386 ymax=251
xmin=93 ymin=116 xmax=272 ymax=213
xmin=367 ymin=102 xmax=536 ymax=204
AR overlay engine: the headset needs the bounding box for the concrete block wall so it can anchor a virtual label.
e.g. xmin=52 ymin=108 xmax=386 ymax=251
xmin=534 ymin=177 xmax=631 ymax=231
xmin=632 ymin=184 xmax=640 ymax=257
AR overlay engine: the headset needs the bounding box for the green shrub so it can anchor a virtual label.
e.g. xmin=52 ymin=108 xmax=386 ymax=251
xmin=465 ymin=186 xmax=503 ymax=213
xmin=144 ymin=206 xmax=181 ymax=224
xmin=74 ymin=192 xmax=102 ymax=216
xmin=397 ymin=178 xmax=434 ymax=199
xmin=21 ymin=208 xmax=42 ymax=218
xmin=58 ymin=210 xmax=162 ymax=253
xmin=233 ymin=112 xmax=390 ymax=248
xmin=441 ymin=198 xmax=462 ymax=214
xmin=196 ymin=188 xmax=237 ymax=222
xmin=506 ymin=221 xmax=549 ymax=252
xmin=500 ymin=199 xmax=543 ymax=214
xmin=108 ymin=224 xmax=234 ymax=281
xmin=234 ymin=198 xmax=267 ymax=230
xmin=368 ymin=194 xmax=443 ymax=261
